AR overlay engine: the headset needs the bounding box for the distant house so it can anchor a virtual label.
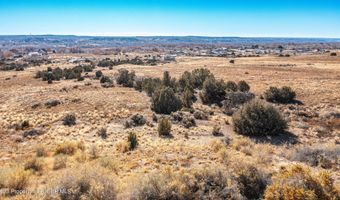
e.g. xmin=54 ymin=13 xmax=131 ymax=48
xmin=28 ymin=52 xmax=42 ymax=57
xmin=164 ymin=55 xmax=176 ymax=62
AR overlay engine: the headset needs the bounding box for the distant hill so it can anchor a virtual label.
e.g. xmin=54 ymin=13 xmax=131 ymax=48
xmin=0 ymin=35 xmax=339 ymax=49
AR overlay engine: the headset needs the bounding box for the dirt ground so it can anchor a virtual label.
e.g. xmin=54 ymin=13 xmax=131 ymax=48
xmin=0 ymin=53 xmax=339 ymax=199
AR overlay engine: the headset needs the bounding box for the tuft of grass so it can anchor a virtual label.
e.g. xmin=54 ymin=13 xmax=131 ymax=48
xmin=36 ymin=145 xmax=48 ymax=157
xmin=89 ymin=145 xmax=100 ymax=160
xmin=55 ymin=141 xmax=82 ymax=155
xmin=128 ymin=132 xmax=138 ymax=150
xmin=99 ymin=157 xmax=119 ymax=173
xmin=116 ymin=141 xmax=130 ymax=153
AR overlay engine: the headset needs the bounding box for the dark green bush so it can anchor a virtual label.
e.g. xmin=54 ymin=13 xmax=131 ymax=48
xmin=235 ymin=164 xmax=268 ymax=199
xmin=191 ymin=68 xmax=213 ymax=89
xmin=82 ymin=65 xmax=95 ymax=72
xmin=200 ymin=77 xmax=226 ymax=105
xmin=52 ymin=67 xmax=63 ymax=81
xmin=162 ymin=71 xmax=171 ymax=87
xmin=128 ymin=132 xmax=138 ymax=150
xmin=77 ymin=76 xmax=84 ymax=81
xmin=151 ymin=87 xmax=182 ymax=114
xmin=264 ymin=86 xmax=296 ymax=103
xmin=116 ymin=68 xmax=135 ymax=87
xmin=95 ymin=70 xmax=103 ymax=78
xmin=232 ymin=100 xmax=287 ymax=136
xmin=223 ymin=92 xmax=255 ymax=115
xmin=142 ymin=77 xmax=162 ymax=97
xmin=158 ymin=117 xmax=172 ymax=136
xmin=181 ymin=87 xmax=195 ymax=108
xmin=226 ymin=81 xmax=238 ymax=92
xmin=133 ymin=77 xmax=144 ymax=92
xmin=98 ymin=58 xmax=114 ymax=67
xmin=100 ymin=76 xmax=112 ymax=84
xmin=177 ymin=71 xmax=193 ymax=92
xmin=238 ymin=80 xmax=250 ymax=92
xmin=63 ymin=113 xmax=76 ymax=126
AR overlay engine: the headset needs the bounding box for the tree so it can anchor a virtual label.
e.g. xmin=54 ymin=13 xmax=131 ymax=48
xmin=200 ymin=77 xmax=226 ymax=105
xmin=151 ymin=87 xmax=182 ymax=114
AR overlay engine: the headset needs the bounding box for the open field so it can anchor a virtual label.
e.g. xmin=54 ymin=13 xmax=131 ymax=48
xmin=0 ymin=53 xmax=339 ymax=199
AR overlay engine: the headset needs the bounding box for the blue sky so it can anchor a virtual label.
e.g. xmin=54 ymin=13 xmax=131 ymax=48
xmin=0 ymin=0 xmax=339 ymax=37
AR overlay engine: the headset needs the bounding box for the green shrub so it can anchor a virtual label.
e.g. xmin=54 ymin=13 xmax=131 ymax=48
xmin=128 ymin=132 xmax=138 ymax=150
xmin=232 ymin=100 xmax=287 ymax=136
xmin=116 ymin=68 xmax=135 ymax=87
xmin=158 ymin=117 xmax=172 ymax=136
xmin=62 ymin=113 xmax=76 ymax=126
xmin=98 ymin=127 xmax=107 ymax=139
xmin=133 ymin=77 xmax=144 ymax=92
xmin=95 ymin=70 xmax=103 ymax=78
xmin=100 ymin=75 xmax=112 ymax=84
xmin=264 ymin=86 xmax=296 ymax=103
xmin=235 ymin=163 xmax=268 ymax=199
xmin=223 ymin=92 xmax=255 ymax=115
xmin=178 ymin=71 xmax=193 ymax=92
xmin=181 ymin=87 xmax=195 ymax=108
xmin=162 ymin=71 xmax=171 ymax=87
xmin=151 ymin=87 xmax=182 ymax=114
xmin=238 ymin=80 xmax=250 ymax=92
xmin=226 ymin=81 xmax=238 ymax=92
xmin=98 ymin=58 xmax=114 ymax=67
xmin=83 ymin=65 xmax=95 ymax=72
xmin=142 ymin=77 xmax=162 ymax=96
xmin=200 ymin=77 xmax=226 ymax=105
xmin=77 ymin=76 xmax=84 ymax=81
xmin=191 ymin=68 xmax=213 ymax=89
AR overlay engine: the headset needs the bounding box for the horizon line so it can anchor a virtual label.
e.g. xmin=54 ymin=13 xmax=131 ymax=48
xmin=0 ymin=34 xmax=340 ymax=40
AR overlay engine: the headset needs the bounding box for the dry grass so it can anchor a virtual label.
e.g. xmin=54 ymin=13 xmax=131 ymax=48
xmin=54 ymin=141 xmax=84 ymax=155
xmin=0 ymin=166 xmax=30 ymax=192
xmin=43 ymin=165 xmax=117 ymax=200
xmin=53 ymin=155 xmax=67 ymax=170
xmin=264 ymin=164 xmax=340 ymax=200
xmin=24 ymin=157 xmax=44 ymax=174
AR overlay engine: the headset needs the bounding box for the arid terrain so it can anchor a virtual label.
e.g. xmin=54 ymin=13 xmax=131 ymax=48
xmin=0 ymin=50 xmax=339 ymax=199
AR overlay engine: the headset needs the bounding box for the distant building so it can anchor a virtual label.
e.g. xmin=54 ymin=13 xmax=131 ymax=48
xmin=164 ymin=55 xmax=176 ymax=62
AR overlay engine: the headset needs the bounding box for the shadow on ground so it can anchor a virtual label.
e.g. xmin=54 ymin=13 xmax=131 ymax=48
xmin=249 ymin=131 xmax=299 ymax=145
